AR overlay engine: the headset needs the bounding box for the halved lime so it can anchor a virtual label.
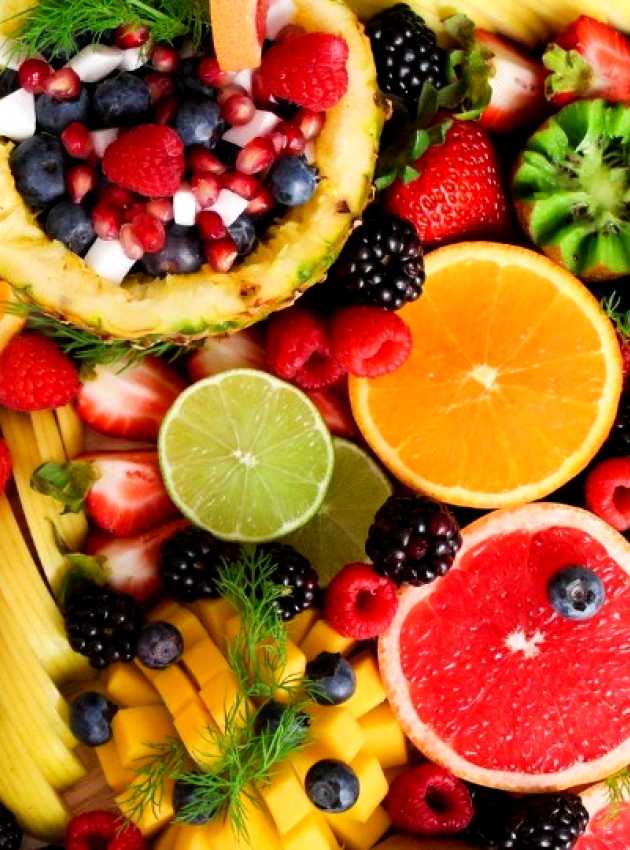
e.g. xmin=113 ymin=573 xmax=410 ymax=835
xmin=158 ymin=369 xmax=334 ymax=542
xmin=284 ymin=438 xmax=392 ymax=585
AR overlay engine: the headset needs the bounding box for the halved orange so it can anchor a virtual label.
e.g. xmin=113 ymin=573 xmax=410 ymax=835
xmin=350 ymin=242 xmax=622 ymax=508
xmin=0 ymin=280 xmax=24 ymax=352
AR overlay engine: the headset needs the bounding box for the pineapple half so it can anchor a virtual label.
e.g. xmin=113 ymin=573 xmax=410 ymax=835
xmin=0 ymin=0 xmax=385 ymax=341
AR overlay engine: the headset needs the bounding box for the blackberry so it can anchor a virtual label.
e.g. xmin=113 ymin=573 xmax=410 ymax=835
xmin=0 ymin=804 xmax=21 ymax=850
xmin=466 ymin=785 xmax=514 ymax=847
xmin=64 ymin=582 xmax=143 ymax=669
xmin=159 ymin=527 xmax=239 ymax=602
xmin=497 ymin=793 xmax=588 ymax=850
xmin=366 ymin=4 xmax=447 ymax=108
xmin=328 ymin=214 xmax=424 ymax=311
xmin=258 ymin=543 xmax=320 ymax=621
xmin=366 ymin=494 xmax=462 ymax=585
xmin=608 ymin=394 xmax=630 ymax=454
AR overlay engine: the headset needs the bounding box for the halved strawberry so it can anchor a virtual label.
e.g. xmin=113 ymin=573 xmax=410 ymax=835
xmin=187 ymin=327 xmax=265 ymax=382
xmin=306 ymin=382 xmax=357 ymax=439
xmin=76 ymin=357 xmax=186 ymax=441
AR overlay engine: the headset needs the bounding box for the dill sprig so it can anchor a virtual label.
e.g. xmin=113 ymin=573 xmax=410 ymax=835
xmin=605 ymin=765 xmax=630 ymax=819
xmin=602 ymin=292 xmax=630 ymax=339
xmin=118 ymin=738 xmax=187 ymax=827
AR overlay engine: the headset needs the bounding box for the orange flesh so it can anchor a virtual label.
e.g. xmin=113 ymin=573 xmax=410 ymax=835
xmin=210 ymin=0 xmax=268 ymax=71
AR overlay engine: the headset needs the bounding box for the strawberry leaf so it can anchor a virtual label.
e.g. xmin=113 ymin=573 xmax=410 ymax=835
xmin=543 ymin=44 xmax=593 ymax=100
xmin=31 ymin=460 xmax=99 ymax=513
xmin=444 ymin=14 xmax=493 ymax=120
xmin=57 ymin=555 xmax=108 ymax=608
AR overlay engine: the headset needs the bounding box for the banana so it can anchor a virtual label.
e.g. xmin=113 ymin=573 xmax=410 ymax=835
xmin=55 ymin=404 xmax=85 ymax=459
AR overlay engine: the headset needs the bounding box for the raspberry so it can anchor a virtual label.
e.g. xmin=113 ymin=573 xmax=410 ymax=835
xmin=0 ymin=333 xmax=80 ymax=412
xmin=330 ymin=306 xmax=412 ymax=377
xmin=265 ymin=307 xmax=346 ymax=390
xmin=103 ymin=124 xmax=185 ymax=198
xmin=0 ymin=440 xmax=12 ymax=494
xmin=386 ymin=764 xmax=474 ymax=835
xmin=260 ymin=33 xmax=349 ymax=111
xmin=585 ymin=457 xmax=630 ymax=532
xmin=66 ymin=811 xmax=146 ymax=850
xmin=324 ymin=562 xmax=398 ymax=639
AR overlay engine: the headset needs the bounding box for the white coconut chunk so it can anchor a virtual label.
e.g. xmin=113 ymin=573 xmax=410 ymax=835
xmin=91 ymin=128 xmax=119 ymax=157
xmin=0 ymin=89 xmax=35 ymax=141
xmin=85 ymin=238 xmax=136 ymax=284
xmin=68 ymin=44 xmax=123 ymax=83
xmin=223 ymin=110 xmax=281 ymax=147
xmin=119 ymin=45 xmax=149 ymax=72
xmin=266 ymin=0 xmax=296 ymax=40
xmin=0 ymin=37 xmax=38 ymax=70
xmin=210 ymin=190 xmax=249 ymax=227
xmin=232 ymin=69 xmax=253 ymax=94
xmin=174 ymin=186 xmax=197 ymax=226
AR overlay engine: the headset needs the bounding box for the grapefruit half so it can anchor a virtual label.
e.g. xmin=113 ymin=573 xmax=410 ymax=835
xmin=576 ymin=780 xmax=630 ymax=850
xmin=379 ymin=503 xmax=630 ymax=792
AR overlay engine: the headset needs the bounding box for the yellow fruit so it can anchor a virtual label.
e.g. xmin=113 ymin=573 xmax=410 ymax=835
xmin=191 ymin=597 xmax=237 ymax=647
xmin=359 ymin=703 xmax=408 ymax=769
xmin=55 ymin=403 xmax=85 ymax=458
xmin=289 ymin=743 xmax=330 ymax=782
xmin=117 ymin=779 xmax=175 ymax=835
xmin=181 ymin=637 xmax=231 ymax=688
xmin=150 ymin=603 xmax=208 ymax=649
xmin=300 ymin=620 xmax=355 ymax=660
xmin=281 ymin=814 xmax=340 ymax=850
xmin=155 ymin=824 xmax=183 ymax=850
xmin=103 ymin=662 xmax=161 ymax=707
xmin=346 ymin=752 xmax=389 ymax=824
xmin=286 ymin=609 xmax=319 ymax=645
xmin=325 ymin=804 xmax=391 ymax=850
xmin=0 ymin=280 xmax=25 ymax=350
xmin=260 ymin=762 xmax=314 ymax=835
xmin=258 ymin=639 xmax=306 ymax=703
xmin=199 ymin=669 xmax=249 ymax=732
xmin=344 ymin=651 xmax=386 ymax=718
xmin=307 ymin=705 xmax=365 ymax=763
xmin=154 ymin=665 xmax=199 ymax=716
xmin=95 ymin=740 xmax=135 ymax=793
xmin=112 ymin=705 xmax=177 ymax=768
xmin=173 ymin=699 xmax=221 ymax=768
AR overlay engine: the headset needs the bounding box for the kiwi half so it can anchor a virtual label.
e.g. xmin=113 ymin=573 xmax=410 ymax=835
xmin=512 ymin=99 xmax=630 ymax=280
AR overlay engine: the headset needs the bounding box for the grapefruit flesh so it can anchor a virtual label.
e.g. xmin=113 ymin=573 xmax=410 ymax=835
xmin=379 ymin=503 xmax=630 ymax=791
xmin=577 ymin=782 xmax=630 ymax=850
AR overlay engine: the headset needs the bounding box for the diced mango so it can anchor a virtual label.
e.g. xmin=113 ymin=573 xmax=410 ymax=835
xmin=112 ymin=705 xmax=176 ymax=768
xmin=325 ymin=804 xmax=391 ymax=850
xmin=95 ymin=739 xmax=135 ymax=793
xmin=281 ymin=814 xmax=339 ymax=850
xmin=307 ymin=705 xmax=365 ymax=763
xmin=260 ymin=761 xmax=313 ymax=834
xmin=174 ymin=819 xmax=238 ymax=850
xmin=344 ymin=651 xmax=386 ymax=718
xmin=181 ymin=637 xmax=230 ymax=688
xmin=233 ymin=795 xmax=283 ymax=850
xmin=359 ymin=703 xmax=408 ymax=768
xmin=154 ymin=823 xmax=182 ymax=850
xmin=301 ymin=621 xmax=355 ymax=660
xmin=156 ymin=604 xmax=208 ymax=649
xmin=224 ymin=615 xmax=242 ymax=647
xmin=347 ymin=752 xmax=389 ymax=823
xmin=174 ymin=698 xmax=221 ymax=768
xmin=135 ymin=659 xmax=160 ymax=681
xmin=116 ymin=778 xmax=174 ymax=836
xmin=148 ymin=600 xmax=180 ymax=622
xmin=288 ymin=743 xmax=329 ymax=782
xmin=192 ymin=598 xmax=237 ymax=648
xmin=103 ymin=662 xmax=160 ymax=707
xmin=199 ymin=669 xmax=250 ymax=732
xmin=259 ymin=640 xmax=306 ymax=703
xmin=153 ymin=665 xmax=199 ymax=716
xmin=286 ymin=609 xmax=318 ymax=645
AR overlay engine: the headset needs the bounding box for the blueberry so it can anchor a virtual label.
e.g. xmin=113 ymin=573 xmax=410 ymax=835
xmin=548 ymin=566 xmax=605 ymax=621
xmin=45 ymin=201 xmax=95 ymax=256
xmin=176 ymin=58 xmax=215 ymax=99
xmin=269 ymin=156 xmax=318 ymax=207
xmin=173 ymin=779 xmax=216 ymax=825
xmin=10 ymin=135 xmax=65 ymax=207
xmin=70 ymin=691 xmax=118 ymax=746
xmin=174 ymin=99 xmax=223 ymax=147
xmin=255 ymin=701 xmax=310 ymax=736
xmin=137 ymin=621 xmax=183 ymax=669
xmin=0 ymin=68 xmax=18 ymax=98
xmin=228 ymin=214 xmax=256 ymax=256
xmin=305 ymin=759 xmax=360 ymax=813
xmin=92 ymin=73 xmax=150 ymax=127
xmin=36 ymin=87 xmax=90 ymax=134
xmin=306 ymin=652 xmax=356 ymax=705
xmin=141 ymin=225 xmax=204 ymax=276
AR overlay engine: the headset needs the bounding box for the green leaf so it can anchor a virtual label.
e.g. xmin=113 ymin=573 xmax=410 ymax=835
xmin=57 ymin=555 xmax=107 ymax=608
xmin=402 ymin=165 xmax=420 ymax=184
xmin=409 ymin=129 xmax=431 ymax=161
xmin=374 ymin=171 xmax=397 ymax=191
xmin=31 ymin=461 xmax=99 ymax=513
xmin=543 ymin=44 xmax=593 ymax=100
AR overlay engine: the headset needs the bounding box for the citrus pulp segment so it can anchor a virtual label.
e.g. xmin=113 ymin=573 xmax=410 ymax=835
xmin=576 ymin=781 xmax=630 ymax=850
xmin=379 ymin=503 xmax=630 ymax=792
xmin=158 ymin=369 xmax=334 ymax=542
xmin=350 ymin=242 xmax=622 ymax=509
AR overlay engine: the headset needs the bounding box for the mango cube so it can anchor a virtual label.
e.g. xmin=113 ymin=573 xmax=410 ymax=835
xmin=192 ymin=598 xmax=237 ymax=648
xmin=174 ymin=819 xmax=238 ymax=850
xmin=347 ymin=752 xmax=389 ymax=823
xmin=181 ymin=637 xmax=230 ymax=688
xmin=344 ymin=651 xmax=386 ymax=718
xmin=286 ymin=609 xmax=318 ymax=645
xmin=174 ymin=698 xmax=220 ymax=767
xmin=301 ymin=620 xmax=355 ymax=660
xmin=288 ymin=743 xmax=329 ymax=782
xmin=307 ymin=705 xmax=365 ymax=763
xmin=157 ymin=604 xmax=208 ymax=649
xmin=224 ymin=615 xmax=242 ymax=646
xmin=281 ymin=814 xmax=339 ymax=850
xmin=233 ymin=795 xmax=283 ymax=850
xmin=359 ymin=703 xmax=408 ymax=768
xmin=154 ymin=823 xmax=182 ymax=850
xmin=112 ymin=705 xmax=176 ymax=768
xmin=148 ymin=600 xmax=179 ymax=622
xmin=95 ymin=739 xmax=135 ymax=793
xmin=153 ymin=665 xmax=198 ymax=716
xmin=199 ymin=669 xmax=249 ymax=732
xmin=259 ymin=639 xmax=306 ymax=703
xmin=116 ymin=778 xmax=174 ymax=836
xmin=103 ymin=662 xmax=161 ymax=706
xmin=325 ymin=804 xmax=391 ymax=850
xmin=260 ymin=762 xmax=313 ymax=834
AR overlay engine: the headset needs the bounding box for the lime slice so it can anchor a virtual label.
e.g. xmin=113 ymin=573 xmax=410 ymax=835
xmin=284 ymin=438 xmax=392 ymax=585
xmin=158 ymin=369 xmax=334 ymax=542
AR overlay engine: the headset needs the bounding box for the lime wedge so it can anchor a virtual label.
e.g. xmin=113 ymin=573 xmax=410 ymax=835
xmin=284 ymin=438 xmax=392 ymax=585
xmin=158 ymin=369 xmax=334 ymax=542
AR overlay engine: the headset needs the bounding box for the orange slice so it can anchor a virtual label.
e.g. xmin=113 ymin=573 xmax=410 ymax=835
xmin=350 ymin=242 xmax=622 ymax=509
xmin=210 ymin=0 xmax=269 ymax=71
xmin=0 ymin=280 xmax=24 ymax=352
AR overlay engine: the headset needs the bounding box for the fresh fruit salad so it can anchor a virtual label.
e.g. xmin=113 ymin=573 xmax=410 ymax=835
xmin=0 ymin=2 xmax=629 ymax=850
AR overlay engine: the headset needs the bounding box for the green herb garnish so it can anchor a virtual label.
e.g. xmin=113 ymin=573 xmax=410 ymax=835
xmin=605 ymin=766 xmax=630 ymax=820
xmin=118 ymin=738 xmax=188 ymax=827
xmin=602 ymin=292 xmax=630 ymax=339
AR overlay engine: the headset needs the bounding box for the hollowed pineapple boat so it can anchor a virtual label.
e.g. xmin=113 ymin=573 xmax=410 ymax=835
xmin=0 ymin=0 xmax=384 ymax=342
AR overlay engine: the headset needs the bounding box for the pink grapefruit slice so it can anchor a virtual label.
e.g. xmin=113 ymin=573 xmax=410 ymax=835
xmin=379 ymin=503 xmax=630 ymax=792
xmin=576 ymin=781 xmax=630 ymax=850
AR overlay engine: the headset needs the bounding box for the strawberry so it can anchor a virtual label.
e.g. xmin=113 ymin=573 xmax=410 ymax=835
xmin=103 ymin=124 xmax=185 ymax=198
xmin=187 ymin=327 xmax=265 ymax=382
xmin=475 ymin=30 xmax=546 ymax=133
xmin=0 ymin=332 xmax=80 ymax=411
xmin=259 ymin=33 xmax=349 ymax=111
xmin=0 ymin=440 xmax=12 ymax=494
xmin=306 ymin=381 xmax=357 ymax=439
xmin=86 ymin=518 xmax=189 ymax=603
xmin=544 ymin=16 xmax=630 ymax=106
xmin=385 ymin=120 xmax=509 ymax=247
xmin=76 ymin=357 xmax=186 ymax=442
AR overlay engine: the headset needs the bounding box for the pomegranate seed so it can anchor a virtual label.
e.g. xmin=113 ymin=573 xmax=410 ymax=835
xmin=197 ymin=210 xmax=227 ymax=240
xmin=191 ymin=173 xmax=220 ymax=209
xmin=66 ymin=163 xmax=96 ymax=203
xmin=115 ymin=23 xmax=151 ymax=49
xmin=269 ymin=130 xmax=287 ymax=154
xmin=247 ymin=186 xmax=274 ymax=216
xmin=129 ymin=212 xmax=165 ymax=253
xmin=44 ymin=67 xmax=81 ymax=101
xmin=217 ymin=84 xmax=248 ymax=107
xmin=61 ymin=122 xmax=93 ymax=159
xmin=120 ymin=223 xmax=145 ymax=260
xmin=236 ymin=137 xmax=276 ymax=175
xmin=276 ymin=122 xmax=305 ymax=155
xmin=277 ymin=24 xmax=306 ymax=41
xmin=205 ymin=236 xmax=238 ymax=272
xmin=197 ymin=56 xmax=232 ymax=88
xmin=221 ymin=93 xmax=255 ymax=127
xmin=18 ymin=58 xmax=52 ymax=94
xmin=92 ymin=202 xmax=123 ymax=240
xmin=152 ymin=44 xmax=179 ymax=73
xmin=146 ymin=197 xmax=174 ymax=223
xmin=251 ymin=70 xmax=270 ymax=107
xmin=294 ymin=109 xmax=325 ymax=141
xmin=145 ymin=71 xmax=175 ymax=103
xmin=124 ymin=201 xmax=148 ymax=222
xmin=100 ymin=185 xmax=135 ymax=209
xmin=188 ymin=146 xmax=227 ymax=176
xmin=154 ymin=95 xmax=179 ymax=124
xmin=222 ymin=171 xmax=260 ymax=200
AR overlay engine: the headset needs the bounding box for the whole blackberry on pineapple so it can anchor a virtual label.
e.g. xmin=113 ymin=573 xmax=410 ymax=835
xmin=258 ymin=543 xmax=320 ymax=621
xmin=497 ymin=792 xmax=588 ymax=850
xmin=0 ymin=804 xmax=21 ymax=850
xmin=159 ymin=527 xmax=240 ymax=602
xmin=366 ymin=494 xmax=462 ymax=585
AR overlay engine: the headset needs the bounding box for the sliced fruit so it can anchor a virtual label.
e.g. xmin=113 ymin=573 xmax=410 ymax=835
xmin=159 ymin=369 xmax=334 ymax=542
xmin=55 ymin=403 xmax=85 ymax=458
xmin=210 ymin=0 xmax=267 ymax=71
xmin=0 ymin=279 xmax=24 ymax=351
xmin=350 ymin=242 xmax=622 ymax=509
xmin=576 ymin=780 xmax=630 ymax=850
xmin=379 ymin=503 xmax=630 ymax=791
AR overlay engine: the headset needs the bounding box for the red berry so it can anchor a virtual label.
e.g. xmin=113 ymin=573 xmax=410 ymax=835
xmin=306 ymin=383 xmax=356 ymax=438
xmin=585 ymin=457 xmax=630 ymax=532
xmin=205 ymin=236 xmax=238 ymax=272
xmin=385 ymin=764 xmax=473 ymax=835
xmin=18 ymin=58 xmax=52 ymax=93
xmin=265 ymin=307 xmax=345 ymax=390
xmin=269 ymin=130 xmax=287 ymax=154
xmin=197 ymin=210 xmax=227 ymax=240
xmin=44 ymin=67 xmax=81 ymax=101
xmin=100 ymin=185 xmax=135 ymax=209
xmin=66 ymin=163 xmax=96 ymax=203
xmin=324 ymin=562 xmax=398 ymax=639
xmin=145 ymin=71 xmax=175 ymax=103
xmin=217 ymin=84 xmax=248 ymax=107
xmin=251 ymin=69 xmax=271 ymax=106
xmin=236 ymin=137 xmax=276 ymax=175
xmin=115 ymin=23 xmax=151 ymax=49
xmin=191 ymin=173 xmax=220 ymax=209
xmin=123 ymin=201 xmax=147 ymax=223
xmin=277 ymin=121 xmax=305 ymax=155
xmin=0 ymin=439 xmax=12 ymax=494
xmin=129 ymin=213 xmax=166 ymax=253
xmin=277 ymin=24 xmax=307 ymax=41
xmin=154 ymin=95 xmax=179 ymax=125
xmin=92 ymin=202 xmax=123 ymax=240
xmin=146 ymin=197 xmax=173 ymax=223
xmin=222 ymin=171 xmax=259 ymax=200
xmin=120 ymin=223 xmax=145 ymax=260
xmin=66 ymin=810 xmax=146 ymax=850
xmin=221 ymin=92 xmax=256 ymax=126
xmin=103 ymin=124 xmax=185 ymax=198
xmin=197 ymin=56 xmax=232 ymax=88
xmin=0 ymin=333 xmax=80 ymax=412
xmin=294 ymin=108 xmax=325 ymax=141
xmin=330 ymin=306 xmax=412 ymax=378
xmin=247 ymin=186 xmax=274 ymax=216
xmin=61 ymin=122 xmax=93 ymax=159
xmin=188 ymin=146 xmax=227 ymax=176
xmin=151 ymin=44 xmax=179 ymax=73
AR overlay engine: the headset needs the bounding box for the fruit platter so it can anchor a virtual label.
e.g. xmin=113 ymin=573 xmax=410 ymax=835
xmin=0 ymin=0 xmax=630 ymax=848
